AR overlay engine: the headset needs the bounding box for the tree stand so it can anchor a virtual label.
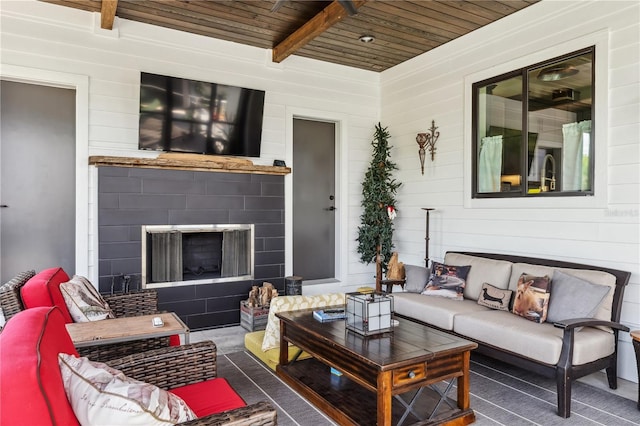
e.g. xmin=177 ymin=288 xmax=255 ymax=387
xmin=375 ymin=244 xmax=383 ymax=292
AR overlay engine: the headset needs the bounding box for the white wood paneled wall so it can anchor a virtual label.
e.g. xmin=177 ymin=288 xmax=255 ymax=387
xmin=382 ymin=0 xmax=639 ymax=382
xmin=0 ymin=0 xmax=380 ymax=290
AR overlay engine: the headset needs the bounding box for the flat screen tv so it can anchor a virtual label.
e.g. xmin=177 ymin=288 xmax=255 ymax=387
xmin=139 ymin=72 xmax=265 ymax=157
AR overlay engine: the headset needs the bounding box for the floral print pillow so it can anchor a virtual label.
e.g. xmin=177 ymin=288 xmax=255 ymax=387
xmin=261 ymin=293 xmax=346 ymax=351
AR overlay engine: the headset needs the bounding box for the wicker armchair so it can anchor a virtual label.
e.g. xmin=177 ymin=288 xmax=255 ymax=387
xmin=20 ymin=267 xmax=176 ymax=362
xmin=107 ymin=341 xmax=277 ymax=426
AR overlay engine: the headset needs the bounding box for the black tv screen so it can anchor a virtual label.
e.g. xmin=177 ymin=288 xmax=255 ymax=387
xmin=139 ymin=72 xmax=265 ymax=157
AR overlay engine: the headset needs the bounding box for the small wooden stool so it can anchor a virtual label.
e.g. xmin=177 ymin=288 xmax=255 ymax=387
xmin=631 ymin=330 xmax=640 ymax=410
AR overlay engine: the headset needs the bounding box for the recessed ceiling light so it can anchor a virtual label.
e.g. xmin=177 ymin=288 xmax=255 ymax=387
xmin=359 ymin=35 xmax=375 ymax=43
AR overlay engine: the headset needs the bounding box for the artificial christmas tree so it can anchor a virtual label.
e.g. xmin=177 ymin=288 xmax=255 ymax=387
xmin=356 ymin=123 xmax=401 ymax=289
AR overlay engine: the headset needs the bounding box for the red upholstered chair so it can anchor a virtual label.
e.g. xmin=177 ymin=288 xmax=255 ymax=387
xmin=0 ymin=306 xmax=277 ymax=426
xmin=20 ymin=267 xmax=179 ymax=361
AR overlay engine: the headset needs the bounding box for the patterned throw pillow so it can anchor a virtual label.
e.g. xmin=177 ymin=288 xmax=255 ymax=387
xmin=421 ymin=262 xmax=471 ymax=301
xmin=477 ymin=283 xmax=513 ymax=311
xmin=60 ymin=275 xmax=115 ymax=322
xmin=261 ymin=293 xmax=346 ymax=352
xmin=512 ymin=273 xmax=551 ymax=323
xmin=58 ymin=353 xmax=196 ymax=425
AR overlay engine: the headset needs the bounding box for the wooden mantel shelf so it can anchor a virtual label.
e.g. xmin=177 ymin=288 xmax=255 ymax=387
xmin=89 ymin=154 xmax=291 ymax=176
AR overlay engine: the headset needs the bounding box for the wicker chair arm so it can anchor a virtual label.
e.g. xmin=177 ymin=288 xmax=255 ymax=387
xmin=107 ymin=341 xmax=217 ymax=389
xmin=103 ymin=289 xmax=159 ymax=317
xmin=0 ymin=270 xmax=35 ymax=321
xmin=178 ymin=401 xmax=277 ymax=426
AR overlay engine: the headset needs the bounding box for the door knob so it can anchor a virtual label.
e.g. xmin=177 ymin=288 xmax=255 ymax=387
xmin=0 ymin=205 xmax=8 ymax=208
xmin=325 ymin=206 xmax=336 ymax=211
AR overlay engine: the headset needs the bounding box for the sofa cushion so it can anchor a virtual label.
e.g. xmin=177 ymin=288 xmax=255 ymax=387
xmin=261 ymin=293 xmax=345 ymax=351
xmin=453 ymin=310 xmax=614 ymax=365
xmin=393 ymin=293 xmax=489 ymax=330
xmin=21 ymin=267 xmax=74 ymax=323
xmin=512 ymin=274 xmax=551 ymax=323
xmin=421 ymin=262 xmax=470 ymax=301
xmin=0 ymin=306 xmax=79 ymax=426
xmin=403 ymin=264 xmax=430 ymax=293
xmin=546 ymin=270 xmax=610 ymax=324
xmin=60 ymin=275 xmax=115 ymax=322
xmin=170 ymin=378 xmax=245 ymax=417
xmin=444 ymin=253 xmax=512 ymax=300
xmin=59 ymin=353 xmax=196 ymax=425
xmin=477 ymin=283 xmax=512 ymax=311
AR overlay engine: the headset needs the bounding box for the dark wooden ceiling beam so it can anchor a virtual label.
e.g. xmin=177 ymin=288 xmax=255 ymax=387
xmin=100 ymin=0 xmax=118 ymax=30
xmin=272 ymin=0 xmax=365 ymax=63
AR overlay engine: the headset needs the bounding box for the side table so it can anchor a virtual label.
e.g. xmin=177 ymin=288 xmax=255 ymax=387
xmin=66 ymin=312 xmax=190 ymax=347
xmin=631 ymin=330 xmax=640 ymax=410
xmin=380 ymin=279 xmax=405 ymax=293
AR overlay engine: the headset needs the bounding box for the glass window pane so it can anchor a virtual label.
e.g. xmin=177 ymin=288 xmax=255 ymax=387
xmin=476 ymin=75 xmax=523 ymax=193
xmin=527 ymin=51 xmax=593 ymax=194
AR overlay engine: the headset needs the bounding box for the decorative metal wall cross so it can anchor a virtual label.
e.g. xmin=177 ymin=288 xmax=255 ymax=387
xmin=416 ymin=120 xmax=440 ymax=175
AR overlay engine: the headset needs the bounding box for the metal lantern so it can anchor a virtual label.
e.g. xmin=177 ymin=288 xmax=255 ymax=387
xmin=345 ymin=292 xmax=394 ymax=335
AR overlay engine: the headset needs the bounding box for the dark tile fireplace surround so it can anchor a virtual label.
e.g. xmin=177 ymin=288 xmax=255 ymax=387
xmin=97 ymin=165 xmax=285 ymax=330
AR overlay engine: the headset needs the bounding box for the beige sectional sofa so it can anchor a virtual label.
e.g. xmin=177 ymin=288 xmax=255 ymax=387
xmin=393 ymin=252 xmax=631 ymax=418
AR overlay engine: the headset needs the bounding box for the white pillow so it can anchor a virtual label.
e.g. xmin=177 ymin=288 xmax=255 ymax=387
xmin=261 ymin=293 xmax=346 ymax=352
xmin=59 ymin=275 xmax=115 ymax=322
xmin=58 ymin=353 xmax=196 ymax=425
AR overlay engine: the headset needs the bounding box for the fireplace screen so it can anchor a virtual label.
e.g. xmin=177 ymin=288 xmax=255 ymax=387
xmin=142 ymin=224 xmax=254 ymax=288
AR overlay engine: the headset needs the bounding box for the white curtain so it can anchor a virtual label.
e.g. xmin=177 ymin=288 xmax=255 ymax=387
xmin=478 ymin=135 xmax=503 ymax=193
xmin=151 ymin=232 xmax=183 ymax=283
xmin=562 ymin=120 xmax=591 ymax=191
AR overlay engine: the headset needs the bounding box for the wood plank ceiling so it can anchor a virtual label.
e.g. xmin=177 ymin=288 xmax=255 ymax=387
xmin=41 ymin=0 xmax=539 ymax=72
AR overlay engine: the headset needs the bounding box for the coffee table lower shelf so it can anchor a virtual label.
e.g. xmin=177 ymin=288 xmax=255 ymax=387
xmin=277 ymin=358 xmax=474 ymax=426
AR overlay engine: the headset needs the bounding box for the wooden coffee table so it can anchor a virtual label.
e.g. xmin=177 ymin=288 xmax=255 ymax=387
xmin=66 ymin=312 xmax=190 ymax=348
xmin=276 ymin=310 xmax=477 ymax=426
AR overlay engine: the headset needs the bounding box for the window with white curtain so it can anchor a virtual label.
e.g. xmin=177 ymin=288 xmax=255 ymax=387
xmin=472 ymin=47 xmax=594 ymax=198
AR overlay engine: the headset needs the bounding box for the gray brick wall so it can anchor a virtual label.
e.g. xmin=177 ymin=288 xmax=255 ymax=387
xmin=98 ymin=166 xmax=285 ymax=329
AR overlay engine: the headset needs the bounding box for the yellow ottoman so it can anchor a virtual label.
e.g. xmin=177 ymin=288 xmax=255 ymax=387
xmin=244 ymin=330 xmax=310 ymax=371
xmin=244 ymin=293 xmax=346 ymax=370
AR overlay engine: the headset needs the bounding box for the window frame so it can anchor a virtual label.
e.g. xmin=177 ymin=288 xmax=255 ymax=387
xmin=471 ymin=46 xmax=596 ymax=199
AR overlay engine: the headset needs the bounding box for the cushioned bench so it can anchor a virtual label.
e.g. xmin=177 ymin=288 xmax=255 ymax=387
xmin=393 ymin=252 xmax=631 ymax=418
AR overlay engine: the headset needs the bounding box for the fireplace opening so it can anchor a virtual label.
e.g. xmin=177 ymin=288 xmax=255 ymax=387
xmin=141 ymin=224 xmax=254 ymax=288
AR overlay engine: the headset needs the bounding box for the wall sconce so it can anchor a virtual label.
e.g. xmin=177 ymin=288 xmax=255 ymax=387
xmin=416 ymin=120 xmax=439 ymax=175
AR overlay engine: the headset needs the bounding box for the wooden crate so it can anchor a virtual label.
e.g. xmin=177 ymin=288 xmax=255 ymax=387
xmin=240 ymin=300 xmax=269 ymax=332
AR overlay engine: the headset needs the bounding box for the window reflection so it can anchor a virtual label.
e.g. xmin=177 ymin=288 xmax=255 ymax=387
xmin=473 ymin=48 xmax=594 ymax=197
